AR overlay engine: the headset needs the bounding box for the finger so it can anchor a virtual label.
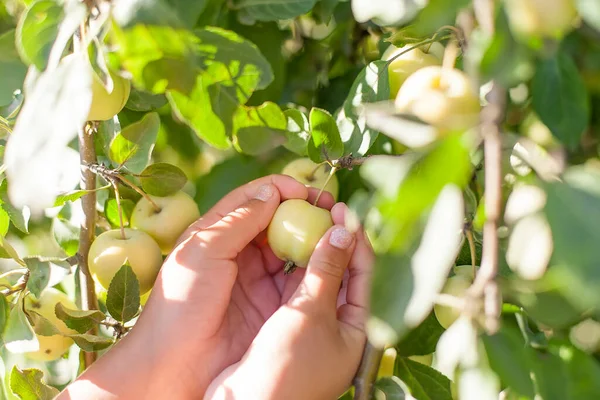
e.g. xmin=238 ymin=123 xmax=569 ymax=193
xmin=179 ymin=175 xmax=309 ymax=241
xmin=289 ymin=225 xmax=355 ymax=310
xmin=306 ymin=187 xmax=336 ymax=210
xmin=174 ymin=183 xmax=281 ymax=260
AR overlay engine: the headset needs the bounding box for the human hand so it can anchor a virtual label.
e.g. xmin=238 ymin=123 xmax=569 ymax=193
xmin=204 ymin=202 xmax=374 ymax=400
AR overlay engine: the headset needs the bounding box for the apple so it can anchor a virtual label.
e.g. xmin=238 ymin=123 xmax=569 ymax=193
xmin=377 ymin=347 xmax=397 ymax=378
xmin=24 ymin=288 xmax=78 ymax=361
xmin=383 ymin=42 xmax=444 ymax=99
xmin=434 ymin=274 xmax=472 ymax=329
xmin=87 ymin=69 xmax=131 ymax=121
xmin=506 ymin=214 xmax=553 ymax=281
xmin=267 ymin=199 xmax=333 ymax=273
xmin=395 ymin=66 xmax=480 ymax=132
xmin=130 ymin=191 xmax=200 ymax=254
xmin=88 ymin=228 xmax=163 ymax=294
xmin=409 ymin=353 xmax=434 ymax=366
xmin=282 ymin=158 xmax=339 ymax=201
xmin=505 ymin=0 xmax=578 ymax=39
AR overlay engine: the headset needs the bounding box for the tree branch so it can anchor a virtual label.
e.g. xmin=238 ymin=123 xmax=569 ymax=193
xmin=353 ymin=341 xmax=384 ymax=400
xmin=78 ymin=123 xmax=100 ymax=366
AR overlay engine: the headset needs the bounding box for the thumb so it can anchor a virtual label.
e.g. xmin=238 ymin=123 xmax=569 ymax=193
xmin=290 ymin=225 xmax=355 ymax=309
xmin=176 ymin=183 xmax=280 ymax=260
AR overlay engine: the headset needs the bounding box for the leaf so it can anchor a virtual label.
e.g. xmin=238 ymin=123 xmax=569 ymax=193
xmin=68 ymin=333 xmax=113 ymax=352
xmin=0 ymin=294 xmax=8 ymax=339
xmin=0 ymin=30 xmax=27 ymax=107
xmin=395 ymin=357 xmax=453 ymax=400
xmin=0 ymin=236 xmax=25 ymax=265
xmin=9 ymin=367 xmax=59 ymax=400
xmin=397 ymin=312 xmax=445 ymax=357
xmin=52 ymin=212 xmax=79 ymax=257
xmin=374 ymin=377 xmax=410 ymax=399
xmin=54 ymin=302 xmax=104 ymax=334
xmin=233 ymin=102 xmax=287 ymax=155
xmin=308 ymin=107 xmax=343 ymax=163
xmin=125 ymin=88 xmax=168 ymax=112
xmin=104 ymin=198 xmax=135 ymax=228
xmin=234 ymin=0 xmax=318 ymax=21
xmin=532 ymin=52 xmax=590 ymax=150
xmin=139 ymin=163 xmax=187 ymax=196
xmin=28 ymin=311 xmax=60 ymax=337
xmin=106 ymin=265 xmax=141 ymax=323
xmin=577 ymin=0 xmax=600 ymax=32
xmin=0 ymin=209 xmax=9 ymax=237
xmin=53 ymin=185 xmax=110 ymax=208
xmin=109 ymin=112 xmax=160 ymax=173
xmin=284 ymin=109 xmax=310 ymax=156
xmin=337 ymin=61 xmax=390 ymax=157
xmin=24 ymin=258 xmax=50 ymax=298
xmin=3 ymin=301 xmax=38 ymax=354
xmin=4 ymin=54 xmax=91 ymax=215
xmin=0 ymin=180 xmax=29 ymax=233
xmin=113 ymin=0 xmax=208 ymax=29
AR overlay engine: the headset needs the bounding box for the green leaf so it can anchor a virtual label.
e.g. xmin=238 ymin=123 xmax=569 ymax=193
xmin=0 ymin=30 xmax=27 ymax=106
xmin=24 ymin=258 xmax=50 ymax=298
xmin=337 ymin=61 xmax=390 ymax=157
xmin=233 ymin=102 xmax=287 ymax=155
xmin=513 ymin=288 xmax=583 ymax=329
xmin=308 ymin=107 xmax=343 ymax=163
xmin=9 ymin=367 xmax=59 ymax=400
xmin=109 ymin=112 xmax=160 ymax=173
xmin=234 ymin=0 xmax=318 ymax=21
xmin=3 ymin=301 xmax=38 ymax=354
xmin=125 ymin=88 xmax=168 ymax=112
xmin=0 ymin=294 xmax=8 ymax=339
xmin=0 ymin=208 xmax=9 ymax=237
xmin=0 ymin=180 xmax=29 ymax=233
xmin=54 ymin=302 xmax=105 ymax=334
xmin=577 ymin=0 xmax=600 ymax=32
xmin=0 ymin=236 xmax=25 ymax=265
xmin=139 ymin=163 xmax=187 ymax=196
xmin=113 ymin=0 xmax=208 ymax=29
xmin=284 ymin=109 xmax=310 ymax=156
xmin=397 ymin=312 xmax=445 ymax=357
xmin=104 ymin=198 xmax=135 ymax=228
xmin=54 ymin=185 xmax=110 ymax=207
xmin=28 ymin=312 xmax=60 ymax=337
xmin=52 ymin=204 xmax=79 ymax=257
xmin=374 ymin=377 xmax=410 ymax=399
xmin=532 ymin=52 xmax=590 ymax=150
xmin=68 ymin=333 xmax=113 ymax=352
xmin=106 ymin=265 xmax=141 ymax=323
xmin=395 ymin=357 xmax=453 ymax=400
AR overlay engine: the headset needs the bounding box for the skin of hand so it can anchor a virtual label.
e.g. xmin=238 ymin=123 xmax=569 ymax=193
xmin=58 ymin=174 xmax=373 ymax=400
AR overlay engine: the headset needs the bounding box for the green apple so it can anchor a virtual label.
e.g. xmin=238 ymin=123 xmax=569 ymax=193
xmin=130 ymin=191 xmax=200 ymax=254
xmin=434 ymin=274 xmax=472 ymax=329
xmin=87 ymin=69 xmax=131 ymax=121
xmin=395 ymin=66 xmax=480 ymax=132
xmin=267 ymin=199 xmax=333 ymax=273
xmin=377 ymin=347 xmax=397 ymax=378
xmin=88 ymin=228 xmax=163 ymax=294
xmin=282 ymin=158 xmax=339 ymax=201
xmin=505 ymin=0 xmax=578 ymax=39
xmin=383 ymin=42 xmax=444 ymax=99
xmin=24 ymin=288 xmax=78 ymax=361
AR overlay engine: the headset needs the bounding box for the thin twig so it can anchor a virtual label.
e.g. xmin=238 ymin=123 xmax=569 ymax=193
xmin=313 ymin=167 xmax=337 ymax=206
xmin=353 ymin=341 xmax=384 ymax=400
xmin=109 ymin=177 xmax=127 ymax=240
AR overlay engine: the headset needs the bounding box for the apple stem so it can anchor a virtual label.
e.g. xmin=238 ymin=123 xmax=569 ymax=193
xmin=306 ymin=161 xmax=328 ymax=182
xmin=283 ymin=261 xmax=297 ymax=275
xmin=117 ymin=174 xmax=162 ymax=213
xmin=440 ymin=39 xmax=459 ymax=88
xmin=313 ymin=166 xmax=337 ymax=206
xmin=110 ymin=178 xmax=127 ymax=240
xmin=465 ymin=227 xmax=478 ymax=278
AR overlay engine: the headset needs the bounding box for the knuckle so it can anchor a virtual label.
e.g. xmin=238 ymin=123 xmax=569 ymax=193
xmin=311 ymin=255 xmax=346 ymax=280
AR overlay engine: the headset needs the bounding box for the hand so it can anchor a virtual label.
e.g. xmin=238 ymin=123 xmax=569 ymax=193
xmin=205 ymin=202 xmax=374 ymax=400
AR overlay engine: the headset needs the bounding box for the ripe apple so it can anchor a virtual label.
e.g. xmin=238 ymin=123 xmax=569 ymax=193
xmin=24 ymin=288 xmax=78 ymax=361
xmin=434 ymin=274 xmax=472 ymax=329
xmin=130 ymin=191 xmax=200 ymax=254
xmin=88 ymin=228 xmax=163 ymax=294
xmin=395 ymin=66 xmax=480 ymax=132
xmin=377 ymin=347 xmax=397 ymax=378
xmin=505 ymin=0 xmax=578 ymax=39
xmin=383 ymin=42 xmax=444 ymax=99
xmin=87 ymin=69 xmax=131 ymax=121
xmin=282 ymin=158 xmax=339 ymax=201
xmin=267 ymin=199 xmax=333 ymax=273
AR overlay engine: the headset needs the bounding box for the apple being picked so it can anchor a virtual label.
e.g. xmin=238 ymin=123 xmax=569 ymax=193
xmin=282 ymin=158 xmax=339 ymax=201
xmin=383 ymin=42 xmax=444 ymax=100
xmin=24 ymin=288 xmax=79 ymax=361
xmin=130 ymin=191 xmax=200 ymax=254
xmin=267 ymin=199 xmax=333 ymax=274
xmin=395 ymin=65 xmax=480 ymax=132
xmin=88 ymin=228 xmax=163 ymax=294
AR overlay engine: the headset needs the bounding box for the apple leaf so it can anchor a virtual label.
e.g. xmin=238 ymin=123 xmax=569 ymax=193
xmin=233 ymin=102 xmax=287 ymax=155
xmin=0 ymin=180 xmax=29 ymax=234
xmin=395 ymin=357 xmax=453 ymax=400
xmin=307 ymin=107 xmax=343 ymax=163
xmin=0 ymin=235 xmax=25 ymax=264
xmin=24 ymin=258 xmax=51 ymax=298
xmin=139 ymin=163 xmax=187 ymax=197
xmin=9 ymin=367 xmax=59 ymax=400
xmin=397 ymin=312 xmax=445 ymax=357
xmin=284 ymin=109 xmax=310 ymax=156
xmin=52 ymin=203 xmax=79 ymax=257
xmin=55 ymin=303 xmax=106 ymax=334
xmin=109 ymin=112 xmax=160 ymax=174
xmin=68 ymin=334 xmax=113 ymax=352
xmin=0 ymin=30 xmax=27 ymax=107
xmin=104 ymin=198 xmax=135 ymax=227
xmin=106 ymin=265 xmax=141 ymax=323
xmin=3 ymin=300 xmax=38 ymax=354
xmin=28 ymin=311 xmax=60 ymax=337
xmin=0 ymin=294 xmax=8 ymax=341
xmin=374 ymin=376 xmax=411 ymax=399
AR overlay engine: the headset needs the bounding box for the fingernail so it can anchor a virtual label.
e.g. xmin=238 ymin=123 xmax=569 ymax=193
xmin=329 ymin=226 xmax=353 ymax=249
xmin=254 ymin=184 xmax=274 ymax=202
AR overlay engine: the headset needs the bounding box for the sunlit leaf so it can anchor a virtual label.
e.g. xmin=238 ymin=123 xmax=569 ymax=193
xmin=308 ymin=107 xmax=343 ymax=163
xmin=0 ymin=30 xmax=27 ymax=107
xmin=233 ymin=102 xmax=287 ymax=155
xmin=55 ymin=303 xmax=105 ymax=334
xmin=9 ymin=367 xmax=58 ymax=400
xmin=4 ymin=300 xmax=38 ymax=354
xmin=139 ymin=163 xmax=187 ymax=196
xmin=68 ymin=333 xmax=113 ymax=352
xmin=106 ymin=265 xmax=140 ymax=323
xmin=109 ymin=112 xmax=160 ymax=173
xmin=395 ymin=357 xmax=453 ymax=400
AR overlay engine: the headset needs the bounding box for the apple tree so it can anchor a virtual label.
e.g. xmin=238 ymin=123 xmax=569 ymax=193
xmin=1 ymin=0 xmax=600 ymax=399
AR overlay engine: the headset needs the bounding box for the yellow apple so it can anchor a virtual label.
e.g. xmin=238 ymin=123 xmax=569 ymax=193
xmin=505 ymin=0 xmax=578 ymax=38
xmin=409 ymin=353 xmax=434 ymax=366
xmin=88 ymin=228 xmax=163 ymax=294
xmin=24 ymin=288 xmax=78 ymax=361
xmin=282 ymin=158 xmax=339 ymax=201
xmin=130 ymin=191 xmax=200 ymax=254
xmin=377 ymin=347 xmax=397 ymax=378
xmin=267 ymin=199 xmax=333 ymax=273
xmin=87 ymin=69 xmax=131 ymax=121
xmin=434 ymin=274 xmax=472 ymax=329
xmin=383 ymin=42 xmax=444 ymax=99
xmin=395 ymin=66 xmax=480 ymax=132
